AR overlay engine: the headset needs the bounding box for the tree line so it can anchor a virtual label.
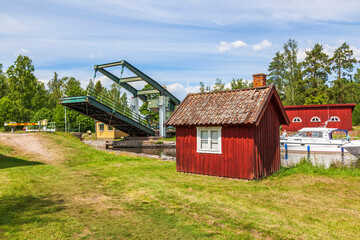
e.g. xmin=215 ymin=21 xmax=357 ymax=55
xmin=199 ymin=39 xmax=360 ymax=126
xmin=0 ymin=55 xmax=129 ymax=131
xmin=268 ymin=39 xmax=360 ymax=125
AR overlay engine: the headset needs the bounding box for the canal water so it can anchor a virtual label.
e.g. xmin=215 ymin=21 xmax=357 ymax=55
xmin=110 ymin=147 xmax=359 ymax=167
xmin=111 ymin=147 xmax=176 ymax=159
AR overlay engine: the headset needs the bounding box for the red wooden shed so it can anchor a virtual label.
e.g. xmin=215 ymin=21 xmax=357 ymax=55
xmin=165 ymin=84 xmax=290 ymax=179
xmin=282 ymin=104 xmax=356 ymax=132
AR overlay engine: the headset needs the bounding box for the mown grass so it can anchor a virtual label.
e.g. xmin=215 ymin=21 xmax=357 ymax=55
xmin=0 ymin=132 xmax=359 ymax=239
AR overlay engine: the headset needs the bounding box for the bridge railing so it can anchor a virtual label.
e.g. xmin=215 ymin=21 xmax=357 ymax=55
xmin=86 ymin=87 xmax=152 ymax=129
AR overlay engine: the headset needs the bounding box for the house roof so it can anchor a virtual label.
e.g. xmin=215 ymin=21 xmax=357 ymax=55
xmin=165 ymin=85 xmax=289 ymax=126
xmin=285 ymin=103 xmax=356 ymax=111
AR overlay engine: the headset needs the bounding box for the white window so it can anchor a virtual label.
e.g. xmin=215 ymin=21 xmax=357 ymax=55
xmin=292 ymin=117 xmax=302 ymax=123
xmin=99 ymin=123 xmax=104 ymax=131
xmin=310 ymin=116 xmax=321 ymax=122
xmin=329 ymin=116 xmax=340 ymax=122
xmin=197 ymin=127 xmax=222 ymax=154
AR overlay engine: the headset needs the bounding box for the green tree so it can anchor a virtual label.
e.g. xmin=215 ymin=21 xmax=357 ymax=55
xmin=212 ymin=78 xmax=225 ymax=92
xmin=353 ymin=104 xmax=360 ymax=126
xmin=94 ymin=80 xmax=103 ymax=93
xmin=230 ymin=78 xmax=249 ymax=89
xmin=328 ymin=42 xmax=358 ymax=103
xmin=64 ymin=77 xmax=84 ymax=96
xmin=6 ymin=55 xmax=47 ymax=121
xmin=139 ymin=84 xmax=159 ymax=123
xmin=302 ymin=43 xmax=331 ymax=104
xmin=107 ymin=83 xmax=122 ymax=102
xmin=0 ymin=64 xmax=8 ymax=99
xmin=0 ymin=97 xmax=21 ymax=124
xmin=76 ymin=114 xmax=95 ymax=132
xmin=345 ymin=68 xmax=360 ymax=124
xmin=268 ymin=51 xmax=286 ymax=100
xmin=282 ymin=39 xmax=304 ymax=105
xmin=199 ymin=81 xmax=205 ymax=93
xmin=47 ymin=72 xmax=67 ymax=108
xmin=31 ymin=107 xmax=54 ymax=122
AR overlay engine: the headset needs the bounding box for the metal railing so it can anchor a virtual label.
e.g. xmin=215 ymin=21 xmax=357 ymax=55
xmin=86 ymin=87 xmax=153 ymax=130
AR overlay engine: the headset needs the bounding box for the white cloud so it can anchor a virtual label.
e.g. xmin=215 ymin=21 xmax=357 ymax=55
xmin=38 ymin=78 xmax=49 ymax=85
xmin=165 ymin=83 xmax=200 ymax=100
xmin=20 ymin=48 xmax=31 ymax=54
xmin=253 ymin=40 xmax=272 ymax=51
xmin=217 ymin=39 xmax=272 ymax=52
xmin=297 ymin=43 xmax=360 ymax=61
xmin=0 ymin=14 xmax=26 ymax=34
xmin=57 ymin=0 xmax=360 ymax=27
xmin=350 ymin=46 xmax=360 ymax=60
xmin=89 ymin=52 xmax=103 ymax=59
xmin=217 ymin=40 xmax=247 ymax=52
xmin=297 ymin=48 xmax=311 ymax=61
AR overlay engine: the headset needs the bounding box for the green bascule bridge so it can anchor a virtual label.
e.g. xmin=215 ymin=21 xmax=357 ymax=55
xmin=60 ymin=60 xmax=180 ymax=137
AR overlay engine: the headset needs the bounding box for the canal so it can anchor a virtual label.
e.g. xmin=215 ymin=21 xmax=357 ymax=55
xmin=109 ymin=147 xmax=359 ymax=167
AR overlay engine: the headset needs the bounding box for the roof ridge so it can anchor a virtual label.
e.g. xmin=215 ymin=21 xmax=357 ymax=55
xmin=187 ymin=85 xmax=271 ymax=96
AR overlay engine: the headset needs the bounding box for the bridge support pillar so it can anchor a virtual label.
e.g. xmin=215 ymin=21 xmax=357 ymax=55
xmin=130 ymin=97 xmax=140 ymax=119
xmin=159 ymin=95 xmax=166 ymax=138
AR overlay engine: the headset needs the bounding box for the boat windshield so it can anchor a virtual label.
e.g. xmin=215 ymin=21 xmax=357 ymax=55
xmin=294 ymin=131 xmax=324 ymax=138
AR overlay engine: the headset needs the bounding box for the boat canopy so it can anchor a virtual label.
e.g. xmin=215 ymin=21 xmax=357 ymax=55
xmin=329 ymin=129 xmax=349 ymax=140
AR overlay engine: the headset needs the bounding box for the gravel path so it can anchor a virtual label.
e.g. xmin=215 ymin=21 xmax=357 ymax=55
xmin=0 ymin=133 xmax=56 ymax=163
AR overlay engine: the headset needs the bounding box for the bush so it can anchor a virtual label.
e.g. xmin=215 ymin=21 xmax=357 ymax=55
xmin=353 ymin=104 xmax=360 ymax=126
xmin=31 ymin=107 xmax=54 ymax=122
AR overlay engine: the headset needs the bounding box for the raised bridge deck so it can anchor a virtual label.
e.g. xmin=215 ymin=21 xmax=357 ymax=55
xmin=61 ymin=89 xmax=155 ymax=136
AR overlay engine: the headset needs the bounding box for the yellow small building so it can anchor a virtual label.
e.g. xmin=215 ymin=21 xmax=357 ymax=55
xmin=95 ymin=122 xmax=129 ymax=139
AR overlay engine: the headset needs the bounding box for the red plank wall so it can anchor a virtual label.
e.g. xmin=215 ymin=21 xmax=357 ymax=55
xmin=175 ymin=125 xmax=256 ymax=179
xmin=175 ymin=99 xmax=282 ymax=179
xmin=253 ymin=100 xmax=281 ymax=178
xmin=282 ymin=105 xmax=354 ymax=132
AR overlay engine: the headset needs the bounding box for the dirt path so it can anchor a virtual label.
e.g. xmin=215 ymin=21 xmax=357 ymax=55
xmin=0 ymin=133 xmax=63 ymax=163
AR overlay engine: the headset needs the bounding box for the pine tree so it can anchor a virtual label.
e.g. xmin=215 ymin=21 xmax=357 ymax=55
xmin=65 ymin=77 xmax=84 ymax=96
xmin=328 ymin=42 xmax=358 ymax=103
xmin=0 ymin=64 xmax=8 ymax=99
xmin=94 ymin=80 xmax=103 ymax=93
xmin=282 ymin=39 xmax=304 ymax=105
xmin=268 ymin=51 xmax=286 ymax=100
xmin=47 ymin=72 xmax=67 ymax=108
xmin=302 ymin=43 xmax=331 ymax=104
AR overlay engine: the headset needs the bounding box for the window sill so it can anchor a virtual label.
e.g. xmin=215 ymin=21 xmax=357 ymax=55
xmin=197 ymin=150 xmax=222 ymax=154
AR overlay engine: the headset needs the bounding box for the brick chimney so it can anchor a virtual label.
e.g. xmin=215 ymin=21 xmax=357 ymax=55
xmin=252 ymin=73 xmax=267 ymax=87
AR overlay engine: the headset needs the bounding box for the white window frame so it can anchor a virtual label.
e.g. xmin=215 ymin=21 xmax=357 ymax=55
xmin=310 ymin=116 xmax=321 ymax=122
xmin=292 ymin=117 xmax=302 ymax=123
xmin=196 ymin=126 xmax=222 ymax=154
xmin=329 ymin=116 xmax=340 ymax=122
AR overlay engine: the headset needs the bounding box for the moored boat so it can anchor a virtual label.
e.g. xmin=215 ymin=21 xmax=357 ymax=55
xmin=280 ymin=127 xmax=359 ymax=154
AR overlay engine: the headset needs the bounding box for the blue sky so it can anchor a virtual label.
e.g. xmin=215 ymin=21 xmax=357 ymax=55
xmin=1 ymin=0 xmax=360 ymax=100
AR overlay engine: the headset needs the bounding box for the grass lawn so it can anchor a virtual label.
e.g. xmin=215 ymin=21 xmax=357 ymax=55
xmin=0 ymin=133 xmax=359 ymax=239
xmin=160 ymin=136 xmax=176 ymax=141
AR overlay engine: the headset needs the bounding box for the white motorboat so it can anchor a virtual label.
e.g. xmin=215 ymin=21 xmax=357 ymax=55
xmin=280 ymin=127 xmax=360 ymax=154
